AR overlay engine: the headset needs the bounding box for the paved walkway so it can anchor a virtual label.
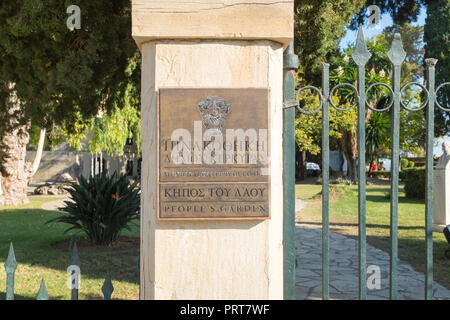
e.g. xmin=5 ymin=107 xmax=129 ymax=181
xmin=40 ymin=197 xmax=68 ymax=212
xmin=295 ymin=202 xmax=450 ymax=300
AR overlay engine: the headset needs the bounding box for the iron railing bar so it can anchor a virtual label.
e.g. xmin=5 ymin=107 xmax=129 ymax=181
xmin=425 ymin=58 xmax=437 ymax=300
xmin=389 ymin=64 xmax=401 ymax=300
xmin=321 ymin=63 xmax=330 ymax=300
xmin=283 ymin=40 xmax=298 ymax=300
xmin=357 ymin=64 xmax=367 ymax=300
xmin=351 ymin=26 xmax=370 ymax=300
xmin=386 ymin=33 xmax=406 ymax=300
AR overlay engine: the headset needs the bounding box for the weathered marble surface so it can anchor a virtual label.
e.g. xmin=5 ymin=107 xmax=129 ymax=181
xmin=132 ymin=0 xmax=294 ymax=49
xmin=133 ymin=0 xmax=293 ymax=300
xmin=433 ymin=141 xmax=450 ymax=231
xmin=139 ymin=40 xmax=284 ymax=299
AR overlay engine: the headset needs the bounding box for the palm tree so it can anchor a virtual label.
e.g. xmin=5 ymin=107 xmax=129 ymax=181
xmin=366 ymin=112 xmax=390 ymax=176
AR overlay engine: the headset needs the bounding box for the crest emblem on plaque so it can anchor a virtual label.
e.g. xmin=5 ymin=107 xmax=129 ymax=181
xmin=197 ymin=96 xmax=231 ymax=133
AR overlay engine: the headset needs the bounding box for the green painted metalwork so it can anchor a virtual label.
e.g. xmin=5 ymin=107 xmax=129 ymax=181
xmin=351 ymin=26 xmax=370 ymax=300
xmin=2 ymin=242 xmax=117 ymax=301
xmin=5 ymin=242 xmax=17 ymax=300
xmin=283 ymin=40 xmax=298 ymax=300
xmin=321 ymin=63 xmax=330 ymax=300
xmin=386 ymin=33 xmax=406 ymax=300
xmin=102 ymin=273 xmax=114 ymax=300
xmin=68 ymin=243 xmax=81 ymax=300
xmin=37 ymin=279 xmax=49 ymax=300
xmin=425 ymin=58 xmax=437 ymax=300
xmin=285 ymin=25 xmax=447 ymax=301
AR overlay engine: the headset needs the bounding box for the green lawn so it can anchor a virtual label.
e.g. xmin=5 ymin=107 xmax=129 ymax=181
xmin=0 ymin=196 xmax=139 ymax=300
xmin=295 ymin=183 xmax=450 ymax=290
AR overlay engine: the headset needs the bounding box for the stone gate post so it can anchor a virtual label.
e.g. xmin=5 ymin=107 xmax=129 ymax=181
xmin=433 ymin=142 xmax=450 ymax=231
xmin=132 ymin=0 xmax=294 ymax=299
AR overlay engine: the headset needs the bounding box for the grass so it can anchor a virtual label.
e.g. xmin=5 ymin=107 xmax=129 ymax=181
xmin=295 ymin=182 xmax=450 ymax=290
xmin=0 ymin=196 xmax=139 ymax=300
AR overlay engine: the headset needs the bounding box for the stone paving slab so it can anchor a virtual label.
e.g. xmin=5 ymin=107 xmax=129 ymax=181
xmin=295 ymin=223 xmax=450 ymax=300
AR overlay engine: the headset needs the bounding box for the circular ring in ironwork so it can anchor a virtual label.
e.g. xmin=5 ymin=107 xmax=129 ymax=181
xmin=400 ymin=82 xmax=429 ymax=111
xmin=365 ymin=82 xmax=394 ymax=112
xmin=295 ymin=86 xmax=323 ymax=115
xmin=435 ymin=82 xmax=450 ymax=112
xmin=329 ymin=83 xmax=359 ymax=111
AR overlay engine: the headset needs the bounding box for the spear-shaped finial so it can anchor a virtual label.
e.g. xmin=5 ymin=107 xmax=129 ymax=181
xmin=102 ymin=272 xmax=114 ymax=300
xmin=36 ymin=279 xmax=49 ymax=300
xmin=5 ymin=242 xmax=18 ymax=300
xmin=68 ymin=243 xmax=80 ymax=300
xmin=5 ymin=242 xmax=17 ymax=273
xmin=352 ymin=26 xmax=371 ymax=66
xmin=387 ymin=33 xmax=406 ymax=66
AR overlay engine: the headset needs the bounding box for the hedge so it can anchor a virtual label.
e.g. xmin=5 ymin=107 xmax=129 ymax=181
xmin=370 ymin=171 xmax=391 ymax=179
xmin=400 ymin=158 xmax=409 ymax=170
xmin=403 ymin=167 xmax=425 ymax=199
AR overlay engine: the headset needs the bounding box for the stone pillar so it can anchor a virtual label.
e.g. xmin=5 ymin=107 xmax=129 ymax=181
xmin=133 ymin=0 xmax=293 ymax=299
xmin=433 ymin=142 xmax=450 ymax=232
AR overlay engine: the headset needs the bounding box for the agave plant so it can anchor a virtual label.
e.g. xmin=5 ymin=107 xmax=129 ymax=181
xmin=47 ymin=171 xmax=140 ymax=246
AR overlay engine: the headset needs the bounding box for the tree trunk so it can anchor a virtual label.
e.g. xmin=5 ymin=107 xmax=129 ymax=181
xmin=339 ymin=151 xmax=345 ymax=172
xmin=0 ymin=125 xmax=32 ymax=207
xmin=30 ymin=128 xmax=46 ymax=177
xmin=296 ymin=148 xmax=306 ymax=180
xmin=339 ymin=126 xmax=358 ymax=182
xmin=343 ymin=152 xmax=358 ymax=182
xmin=0 ymin=85 xmax=32 ymax=207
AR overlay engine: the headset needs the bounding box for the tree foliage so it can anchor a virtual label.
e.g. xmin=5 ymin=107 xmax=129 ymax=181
xmin=295 ymin=25 xmax=427 ymax=179
xmin=350 ymin=0 xmax=424 ymax=30
xmin=0 ymin=0 xmax=140 ymax=151
xmin=88 ymin=84 xmax=141 ymax=156
xmin=294 ymin=0 xmax=366 ymax=86
xmin=424 ymin=0 xmax=450 ymax=136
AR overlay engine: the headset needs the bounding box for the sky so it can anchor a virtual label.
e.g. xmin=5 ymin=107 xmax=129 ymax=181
xmin=338 ymin=5 xmax=449 ymax=157
xmin=339 ymin=5 xmax=427 ymax=50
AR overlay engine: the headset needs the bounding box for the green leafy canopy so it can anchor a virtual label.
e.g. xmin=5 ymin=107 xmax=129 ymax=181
xmin=0 ymin=1 xmax=141 ymax=152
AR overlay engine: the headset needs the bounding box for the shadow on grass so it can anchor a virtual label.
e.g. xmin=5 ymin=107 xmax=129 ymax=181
xmin=299 ymin=221 xmax=424 ymax=231
xmin=366 ymin=194 xmax=425 ymax=205
xmin=365 ymin=187 xmax=391 ymax=194
xmin=0 ymin=208 xmax=140 ymax=288
xmin=0 ymin=292 xmax=65 ymax=300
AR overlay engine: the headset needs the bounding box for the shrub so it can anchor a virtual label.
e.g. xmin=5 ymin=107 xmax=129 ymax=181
xmin=370 ymin=171 xmax=390 ymax=179
xmin=47 ymin=171 xmax=140 ymax=246
xmin=408 ymin=161 xmax=415 ymax=168
xmin=403 ymin=167 xmax=425 ymax=199
xmin=400 ymin=158 xmax=409 ymax=170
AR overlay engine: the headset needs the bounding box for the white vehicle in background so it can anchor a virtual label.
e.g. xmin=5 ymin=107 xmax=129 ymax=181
xmin=306 ymin=162 xmax=321 ymax=176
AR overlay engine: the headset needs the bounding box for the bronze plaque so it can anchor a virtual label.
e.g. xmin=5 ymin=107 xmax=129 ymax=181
xmin=158 ymin=88 xmax=270 ymax=220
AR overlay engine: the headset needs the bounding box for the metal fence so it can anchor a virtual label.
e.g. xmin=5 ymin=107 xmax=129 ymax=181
xmin=283 ymin=27 xmax=450 ymax=300
xmin=4 ymin=242 xmax=114 ymax=300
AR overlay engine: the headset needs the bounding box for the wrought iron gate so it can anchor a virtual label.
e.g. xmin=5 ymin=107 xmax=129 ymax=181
xmin=283 ymin=27 xmax=450 ymax=300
